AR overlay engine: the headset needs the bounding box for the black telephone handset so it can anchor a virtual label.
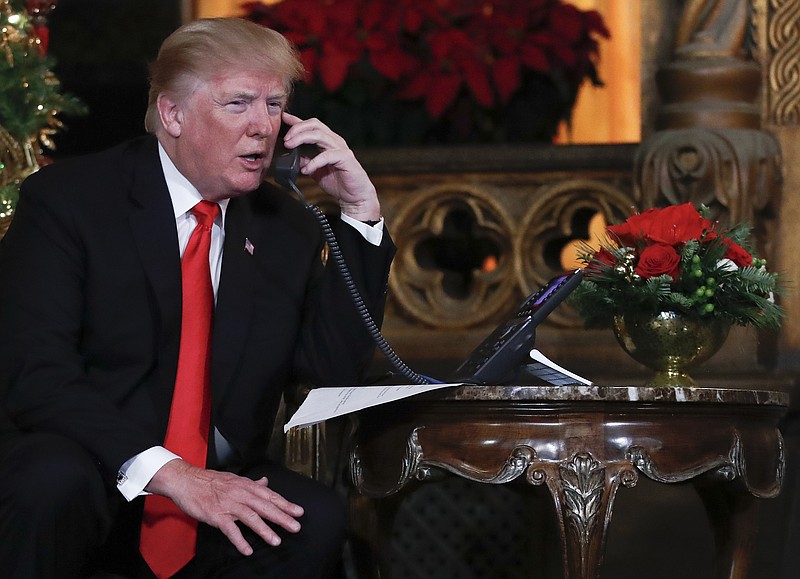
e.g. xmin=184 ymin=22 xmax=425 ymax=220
xmin=448 ymin=270 xmax=583 ymax=384
xmin=273 ymin=146 xmax=301 ymax=190
xmin=272 ymin=121 xmax=303 ymax=189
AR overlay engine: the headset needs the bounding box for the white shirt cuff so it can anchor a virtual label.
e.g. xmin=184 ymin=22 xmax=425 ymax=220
xmin=340 ymin=214 xmax=384 ymax=246
xmin=116 ymin=446 xmax=181 ymax=501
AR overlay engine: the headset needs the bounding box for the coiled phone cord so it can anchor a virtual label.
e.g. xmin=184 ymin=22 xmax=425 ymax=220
xmin=286 ymin=180 xmax=434 ymax=386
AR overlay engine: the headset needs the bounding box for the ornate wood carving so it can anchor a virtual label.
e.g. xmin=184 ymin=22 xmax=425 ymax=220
xmin=419 ymin=444 xmax=537 ymax=486
xmin=346 ymin=384 xmax=789 ymax=579
xmin=534 ymin=452 xmax=638 ymax=579
xmin=559 ymin=453 xmax=606 ymax=546
xmin=385 ymin=177 xmax=634 ymax=330
xmin=389 ymin=184 xmax=516 ymax=329
xmin=757 ymin=0 xmax=800 ymax=126
xmin=514 ymin=179 xmax=640 ymax=301
xmin=634 ymin=0 xmax=782 ymax=226
xmin=634 ymin=127 xmax=780 ymax=223
xmin=349 ymin=425 xmax=424 ymax=498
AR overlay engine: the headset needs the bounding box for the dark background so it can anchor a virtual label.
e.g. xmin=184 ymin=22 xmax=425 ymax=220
xmin=46 ymin=0 xmax=181 ymax=159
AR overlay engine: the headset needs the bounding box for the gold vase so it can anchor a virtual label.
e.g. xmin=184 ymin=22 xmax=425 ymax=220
xmin=612 ymin=310 xmax=730 ymax=388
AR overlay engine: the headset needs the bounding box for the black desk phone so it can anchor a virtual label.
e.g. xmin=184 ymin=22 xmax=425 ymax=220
xmin=448 ymin=270 xmax=582 ymax=384
xmin=272 ymin=141 xmax=583 ymax=385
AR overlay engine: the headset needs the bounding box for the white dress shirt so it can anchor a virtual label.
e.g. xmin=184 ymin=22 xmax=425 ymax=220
xmin=117 ymin=143 xmax=383 ymax=500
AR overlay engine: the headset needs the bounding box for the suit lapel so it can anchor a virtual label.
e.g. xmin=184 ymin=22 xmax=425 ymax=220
xmin=127 ymin=138 xmax=182 ymax=414
xmin=212 ymin=196 xmax=256 ymax=397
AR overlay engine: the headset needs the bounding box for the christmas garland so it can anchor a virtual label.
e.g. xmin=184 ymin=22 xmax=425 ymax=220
xmin=0 ymin=0 xmax=85 ymax=221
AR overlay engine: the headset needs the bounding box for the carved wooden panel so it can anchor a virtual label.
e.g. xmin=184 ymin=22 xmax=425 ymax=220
xmin=755 ymin=0 xmax=800 ymax=127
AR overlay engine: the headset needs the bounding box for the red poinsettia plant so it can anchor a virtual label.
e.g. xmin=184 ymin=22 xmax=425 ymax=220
xmin=241 ymin=0 xmax=608 ymax=145
xmin=570 ymin=203 xmax=783 ymax=329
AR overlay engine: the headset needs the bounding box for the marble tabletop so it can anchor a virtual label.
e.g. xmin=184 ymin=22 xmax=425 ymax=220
xmin=411 ymin=383 xmax=791 ymax=406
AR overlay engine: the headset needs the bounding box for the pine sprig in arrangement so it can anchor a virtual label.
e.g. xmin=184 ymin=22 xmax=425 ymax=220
xmin=570 ymin=203 xmax=783 ymax=330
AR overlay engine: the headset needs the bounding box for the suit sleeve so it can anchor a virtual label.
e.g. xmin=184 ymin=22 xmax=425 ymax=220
xmin=293 ymin=217 xmax=396 ymax=387
xmin=0 ymin=175 xmax=160 ymax=481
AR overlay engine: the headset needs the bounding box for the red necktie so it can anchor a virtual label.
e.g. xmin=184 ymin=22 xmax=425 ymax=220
xmin=140 ymin=200 xmax=219 ymax=578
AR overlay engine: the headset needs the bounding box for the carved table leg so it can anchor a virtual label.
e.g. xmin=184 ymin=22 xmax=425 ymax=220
xmin=695 ymin=482 xmax=760 ymax=579
xmin=528 ymin=452 xmax=638 ymax=579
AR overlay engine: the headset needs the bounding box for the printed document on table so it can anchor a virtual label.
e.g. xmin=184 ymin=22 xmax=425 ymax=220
xmin=284 ymin=382 xmax=459 ymax=432
xmin=284 ymin=350 xmax=591 ymax=431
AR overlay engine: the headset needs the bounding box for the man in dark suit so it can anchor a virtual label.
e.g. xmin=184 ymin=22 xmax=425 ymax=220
xmin=0 ymin=18 xmax=394 ymax=579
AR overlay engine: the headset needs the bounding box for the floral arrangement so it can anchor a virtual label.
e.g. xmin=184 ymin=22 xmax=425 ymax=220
xmin=241 ymin=0 xmax=609 ymax=146
xmin=570 ymin=203 xmax=783 ymax=330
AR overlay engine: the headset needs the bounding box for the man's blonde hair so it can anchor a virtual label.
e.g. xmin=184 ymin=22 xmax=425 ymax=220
xmin=144 ymin=18 xmax=305 ymax=133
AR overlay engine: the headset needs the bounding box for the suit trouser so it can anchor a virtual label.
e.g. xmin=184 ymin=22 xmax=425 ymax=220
xmin=0 ymin=431 xmax=346 ymax=578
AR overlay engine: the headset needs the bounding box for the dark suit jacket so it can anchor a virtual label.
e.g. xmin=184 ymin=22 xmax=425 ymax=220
xmin=0 ymin=136 xmax=394 ymax=483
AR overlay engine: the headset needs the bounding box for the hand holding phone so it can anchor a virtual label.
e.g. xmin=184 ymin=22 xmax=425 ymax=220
xmin=275 ymin=113 xmax=380 ymax=222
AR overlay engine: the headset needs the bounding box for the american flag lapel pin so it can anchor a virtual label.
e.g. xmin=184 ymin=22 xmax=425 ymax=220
xmin=244 ymin=237 xmax=255 ymax=255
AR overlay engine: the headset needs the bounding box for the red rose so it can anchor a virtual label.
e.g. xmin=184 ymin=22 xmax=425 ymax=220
xmin=584 ymin=247 xmax=616 ymax=276
xmin=594 ymin=247 xmax=616 ymax=265
xmin=721 ymin=239 xmax=753 ymax=267
xmin=634 ymin=243 xmax=680 ymax=280
xmin=609 ymin=203 xmax=712 ymax=247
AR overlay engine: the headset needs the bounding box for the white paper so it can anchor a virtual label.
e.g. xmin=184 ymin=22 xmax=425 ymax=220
xmin=526 ymin=348 xmax=593 ymax=386
xmin=284 ymin=350 xmax=592 ymax=431
xmin=284 ymin=382 xmax=459 ymax=432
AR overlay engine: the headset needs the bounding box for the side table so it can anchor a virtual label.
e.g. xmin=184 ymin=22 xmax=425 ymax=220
xmin=347 ymin=385 xmax=788 ymax=579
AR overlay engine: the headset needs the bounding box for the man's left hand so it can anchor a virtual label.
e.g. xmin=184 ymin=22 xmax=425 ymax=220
xmin=280 ymin=112 xmax=380 ymax=222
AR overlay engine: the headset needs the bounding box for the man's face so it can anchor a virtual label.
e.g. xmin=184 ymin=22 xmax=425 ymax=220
xmin=165 ymin=70 xmax=288 ymax=201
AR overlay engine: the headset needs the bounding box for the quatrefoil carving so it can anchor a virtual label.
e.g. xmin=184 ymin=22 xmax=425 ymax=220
xmin=514 ymin=179 xmax=632 ymax=313
xmin=390 ymin=186 xmax=516 ymax=329
xmin=387 ymin=179 xmax=633 ymax=329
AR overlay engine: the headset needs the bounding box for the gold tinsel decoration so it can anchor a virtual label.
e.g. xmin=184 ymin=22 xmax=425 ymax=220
xmin=1 ymin=0 xmax=77 ymax=236
xmin=1 ymin=122 xmax=34 ymax=233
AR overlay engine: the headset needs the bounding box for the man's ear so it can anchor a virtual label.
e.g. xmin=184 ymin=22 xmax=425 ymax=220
xmin=157 ymin=93 xmax=183 ymax=138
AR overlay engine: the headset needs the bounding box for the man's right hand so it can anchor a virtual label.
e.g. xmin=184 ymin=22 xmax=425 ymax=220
xmin=145 ymin=459 xmax=304 ymax=556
